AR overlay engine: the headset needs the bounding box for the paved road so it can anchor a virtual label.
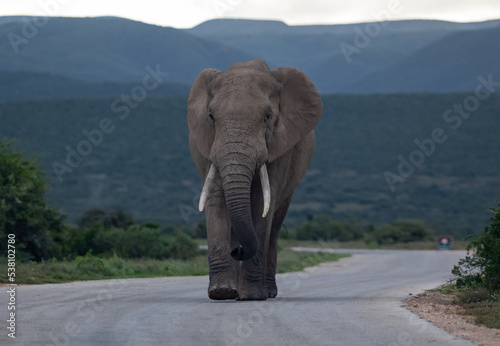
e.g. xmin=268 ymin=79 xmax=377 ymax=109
xmin=1 ymin=249 xmax=475 ymax=345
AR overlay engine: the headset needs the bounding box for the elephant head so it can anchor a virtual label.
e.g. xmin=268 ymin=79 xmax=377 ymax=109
xmin=187 ymin=59 xmax=322 ymax=261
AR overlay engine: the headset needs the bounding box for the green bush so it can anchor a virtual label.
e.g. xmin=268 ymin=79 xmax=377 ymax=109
xmin=0 ymin=139 xmax=69 ymax=261
xmin=75 ymin=250 xmax=110 ymax=276
xmin=369 ymin=224 xmax=400 ymax=244
xmin=292 ymin=215 xmax=434 ymax=245
xmin=452 ymin=202 xmax=500 ymax=292
xmin=94 ymin=224 xmax=169 ymax=259
xmin=370 ymin=219 xmax=435 ymax=245
xmin=167 ymin=232 xmax=199 ymax=260
xmin=67 ymin=219 xmax=198 ymax=260
xmin=294 ymin=215 xmax=363 ymax=241
xmin=458 ymin=287 xmax=491 ymax=304
xmin=66 ymin=223 xmax=104 ymax=257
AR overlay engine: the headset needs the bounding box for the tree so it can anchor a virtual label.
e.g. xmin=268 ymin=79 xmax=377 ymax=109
xmin=0 ymin=139 xmax=68 ymax=260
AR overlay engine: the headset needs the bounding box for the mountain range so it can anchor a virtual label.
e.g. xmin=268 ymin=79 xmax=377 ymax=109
xmin=1 ymin=16 xmax=499 ymax=100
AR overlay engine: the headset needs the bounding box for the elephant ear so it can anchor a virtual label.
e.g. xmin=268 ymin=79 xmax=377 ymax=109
xmin=269 ymin=67 xmax=322 ymax=162
xmin=187 ymin=68 xmax=220 ymax=159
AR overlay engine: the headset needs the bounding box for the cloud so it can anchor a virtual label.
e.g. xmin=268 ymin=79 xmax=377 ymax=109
xmin=1 ymin=0 xmax=499 ymax=28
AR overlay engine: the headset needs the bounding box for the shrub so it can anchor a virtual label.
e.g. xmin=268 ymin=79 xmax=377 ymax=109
xmin=457 ymin=287 xmax=491 ymax=304
xmin=452 ymin=202 xmax=500 ymax=292
xmin=392 ymin=219 xmax=435 ymax=242
xmin=75 ymin=250 xmax=109 ymax=276
xmin=370 ymin=219 xmax=435 ymax=245
xmin=294 ymin=215 xmax=363 ymax=242
xmin=66 ymin=223 xmax=105 ymax=257
xmin=167 ymin=232 xmax=199 ymax=260
xmin=94 ymin=224 xmax=169 ymax=259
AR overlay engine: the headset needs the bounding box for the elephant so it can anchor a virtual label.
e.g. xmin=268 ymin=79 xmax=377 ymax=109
xmin=187 ymin=59 xmax=322 ymax=300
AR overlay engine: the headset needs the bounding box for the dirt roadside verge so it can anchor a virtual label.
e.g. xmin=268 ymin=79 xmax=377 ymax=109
xmin=405 ymin=290 xmax=500 ymax=346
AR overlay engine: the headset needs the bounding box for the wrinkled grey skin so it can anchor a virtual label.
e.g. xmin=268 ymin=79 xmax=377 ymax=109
xmin=187 ymin=59 xmax=322 ymax=300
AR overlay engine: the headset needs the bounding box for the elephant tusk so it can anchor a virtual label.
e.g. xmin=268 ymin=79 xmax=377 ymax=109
xmin=199 ymin=164 xmax=216 ymax=212
xmin=259 ymin=164 xmax=271 ymax=218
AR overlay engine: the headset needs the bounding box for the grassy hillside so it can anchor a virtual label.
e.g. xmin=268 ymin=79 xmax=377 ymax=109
xmin=0 ymin=93 xmax=499 ymax=237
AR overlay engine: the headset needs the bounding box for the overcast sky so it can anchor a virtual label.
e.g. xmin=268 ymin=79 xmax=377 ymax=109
xmin=2 ymin=0 xmax=500 ymax=28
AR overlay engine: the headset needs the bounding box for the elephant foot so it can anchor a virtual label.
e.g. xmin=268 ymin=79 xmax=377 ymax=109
xmin=266 ymin=278 xmax=278 ymax=298
xmin=237 ymin=286 xmax=269 ymax=301
xmin=208 ymin=284 xmax=238 ymax=300
xmin=267 ymin=288 xmax=278 ymax=298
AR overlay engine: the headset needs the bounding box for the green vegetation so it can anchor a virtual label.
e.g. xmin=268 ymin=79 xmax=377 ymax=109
xmin=0 ymin=139 xmax=69 ymax=261
xmin=434 ymin=202 xmax=500 ymax=329
xmin=461 ymin=301 xmax=500 ymax=329
xmin=455 ymin=288 xmax=500 ymax=329
xmin=433 ymin=285 xmax=500 ymax=329
xmin=365 ymin=219 xmax=436 ymax=245
xmin=285 ymin=215 xmax=436 ymax=247
xmin=0 ymin=253 xmax=209 ymax=284
xmin=452 ymin=202 xmax=500 ymax=292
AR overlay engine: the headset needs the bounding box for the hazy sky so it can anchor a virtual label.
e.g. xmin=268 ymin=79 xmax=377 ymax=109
xmin=2 ymin=0 xmax=500 ymax=28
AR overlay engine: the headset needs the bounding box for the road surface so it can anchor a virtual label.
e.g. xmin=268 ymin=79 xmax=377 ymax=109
xmin=1 ymin=249 xmax=475 ymax=345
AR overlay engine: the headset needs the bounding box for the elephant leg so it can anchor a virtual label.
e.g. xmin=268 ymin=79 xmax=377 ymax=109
xmin=237 ymin=197 xmax=270 ymax=300
xmin=206 ymin=204 xmax=239 ymax=300
xmin=266 ymin=196 xmax=292 ymax=298
xmin=237 ymin=249 xmax=268 ymax=300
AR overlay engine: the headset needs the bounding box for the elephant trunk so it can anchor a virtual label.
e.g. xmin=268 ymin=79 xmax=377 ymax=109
xmin=220 ymin=160 xmax=258 ymax=261
xmin=199 ymin=156 xmax=271 ymax=260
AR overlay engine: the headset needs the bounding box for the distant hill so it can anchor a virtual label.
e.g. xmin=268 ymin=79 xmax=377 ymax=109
xmin=186 ymin=18 xmax=500 ymax=94
xmin=1 ymin=16 xmax=500 ymax=99
xmin=187 ymin=18 xmax=500 ymax=36
xmin=1 ymin=94 xmax=499 ymax=236
xmin=347 ymin=26 xmax=500 ymax=93
xmin=0 ymin=16 xmax=254 ymax=85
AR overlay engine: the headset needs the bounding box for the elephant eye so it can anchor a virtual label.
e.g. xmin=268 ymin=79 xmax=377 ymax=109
xmin=264 ymin=113 xmax=272 ymax=122
xmin=208 ymin=112 xmax=215 ymax=123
